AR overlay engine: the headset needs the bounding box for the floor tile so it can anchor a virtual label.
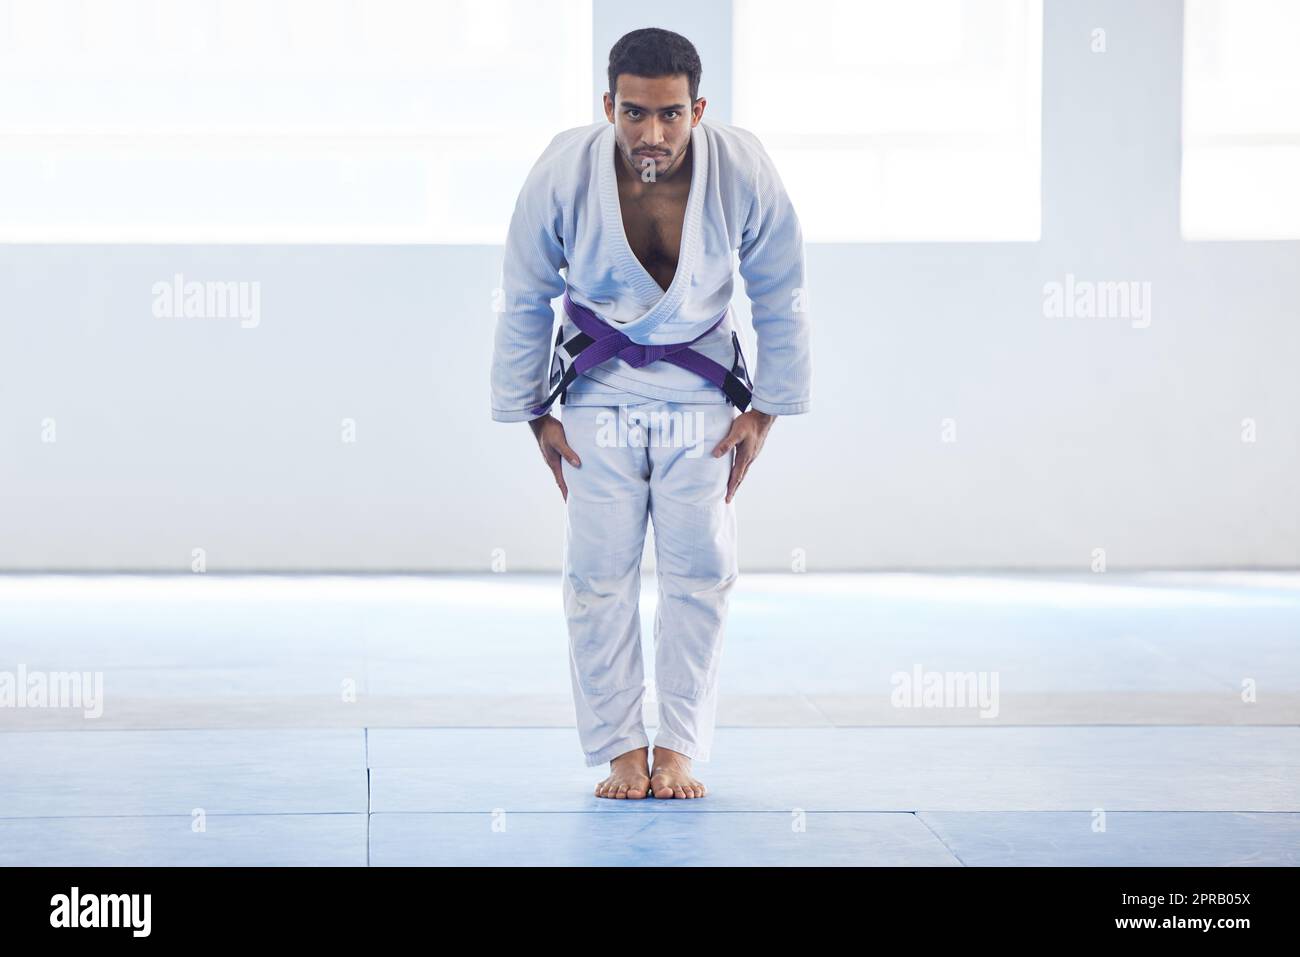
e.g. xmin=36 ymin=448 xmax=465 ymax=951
xmin=919 ymin=811 xmax=1300 ymax=866
xmin=370 ymin=811 xmax=959 ymax=866
xmin=0 ymin=813 xmax=367 ymax=866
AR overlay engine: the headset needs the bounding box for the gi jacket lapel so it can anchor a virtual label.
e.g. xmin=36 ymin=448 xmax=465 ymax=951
xmin=596 ymin=120 xmax=708 ymax=344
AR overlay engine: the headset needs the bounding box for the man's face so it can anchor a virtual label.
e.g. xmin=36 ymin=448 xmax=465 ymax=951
xmin=604 ymin=73 xmax=704 ymax=180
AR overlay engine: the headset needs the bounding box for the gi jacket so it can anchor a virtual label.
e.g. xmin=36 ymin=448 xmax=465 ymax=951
xmin=491 ymin=118 xmax=812 ymax=421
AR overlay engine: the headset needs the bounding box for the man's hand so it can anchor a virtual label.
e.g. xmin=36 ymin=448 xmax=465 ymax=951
xmin=712 ymin=409 xmax=776 ymax=503
xmin=529 ymin=414 xmax=580 ymax=502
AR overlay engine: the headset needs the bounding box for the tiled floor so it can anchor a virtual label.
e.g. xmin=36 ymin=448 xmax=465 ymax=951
xmin=0 ymin=572 xmax=1297 ymax=865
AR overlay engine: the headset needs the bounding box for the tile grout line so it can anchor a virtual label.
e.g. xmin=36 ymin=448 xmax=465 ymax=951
xmin=799 ymin=694 xmax=837 ymax=726
xmin=6 ymin=719 xmax=1298 ymax=732
xmin=1 ymin=809 xmax=1297 ymax=823
xmin=364 ymin=727 xmax=371 ymax=867
xmin=913 ymin=811 xmax=968 ymax=867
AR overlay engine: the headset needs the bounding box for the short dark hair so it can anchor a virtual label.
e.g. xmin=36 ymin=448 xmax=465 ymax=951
xmin=607 ymin=28 xmax=702 ymax=105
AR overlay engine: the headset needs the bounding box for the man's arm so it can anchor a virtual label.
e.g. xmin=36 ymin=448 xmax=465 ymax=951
xmin=489 ymin=159 xmax=582 ymax=501
xmin=735 ymin=137 xmax=812 ymax=416
xmin=711 ymin=138 xmax=811 ymax=502
xmin=490 ymin=168 xmax=568 ymax=423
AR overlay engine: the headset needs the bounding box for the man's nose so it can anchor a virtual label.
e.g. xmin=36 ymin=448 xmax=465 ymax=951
xmin=642 ymin=121 xmax=665 ymax=148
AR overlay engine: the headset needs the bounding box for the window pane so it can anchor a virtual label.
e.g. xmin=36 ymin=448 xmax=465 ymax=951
xmin=0 ymin=0 xmax=592 ymax=242
xmin=733 ymin=0 xmax=1043 ymax=242
xmin=1182 ymin=0 xmax=1300 ymax=239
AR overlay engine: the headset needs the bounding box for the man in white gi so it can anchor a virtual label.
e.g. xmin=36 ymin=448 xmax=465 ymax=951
xmin=490 ymin=28 xmax=811 ymax=799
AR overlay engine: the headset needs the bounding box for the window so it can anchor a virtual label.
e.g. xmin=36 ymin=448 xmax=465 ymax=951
xmin=0 ymin=0 xmax=592 ymax=242
xmin=732 ymin=0 xmax=1043 ymax=242
xmin=1182 ymin=0 xmax=1300 ymax=240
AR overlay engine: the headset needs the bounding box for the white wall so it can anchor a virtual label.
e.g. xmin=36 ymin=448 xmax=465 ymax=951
xmin=1 ymin=0 xmax=1296 ymax=572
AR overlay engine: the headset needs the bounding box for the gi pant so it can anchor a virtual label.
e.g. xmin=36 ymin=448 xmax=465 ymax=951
xmin=559 ymin=399 xmax=738 ymax=767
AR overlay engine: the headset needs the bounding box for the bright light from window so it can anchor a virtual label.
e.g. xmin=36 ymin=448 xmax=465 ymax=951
xmin=732 ymin=0 xmax=1042 ymax=242
xmin=1182 ymin=0 xmax=1300 ymax=240
xmin=0 ymin=0 xmax=592 ymax=242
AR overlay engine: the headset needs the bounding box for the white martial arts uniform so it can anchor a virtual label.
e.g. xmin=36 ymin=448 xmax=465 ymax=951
xmin=490 ymin=117 xmax=812 ymax=766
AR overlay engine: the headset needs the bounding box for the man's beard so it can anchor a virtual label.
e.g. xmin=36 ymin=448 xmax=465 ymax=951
xmin=626 ymin=144 xmax=681 ymax=178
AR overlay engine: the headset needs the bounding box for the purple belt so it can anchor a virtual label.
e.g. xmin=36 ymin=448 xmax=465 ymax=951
xmin=529 ymin=291 xmax=753 ymax=416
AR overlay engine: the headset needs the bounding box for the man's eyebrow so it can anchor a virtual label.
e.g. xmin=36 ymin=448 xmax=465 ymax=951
xmin=620 ymin=101 xmax=690 ymax=112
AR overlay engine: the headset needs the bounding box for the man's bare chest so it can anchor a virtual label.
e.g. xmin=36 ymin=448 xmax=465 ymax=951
xmin=617 ymin=184 xmax=688 ymax=292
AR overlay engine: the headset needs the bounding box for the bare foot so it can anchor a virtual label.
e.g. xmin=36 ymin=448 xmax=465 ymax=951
xmin=594 ymin=746 xmax=650 ymax=799
xmin=650 ymin=747 xmax=707 ymax=798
